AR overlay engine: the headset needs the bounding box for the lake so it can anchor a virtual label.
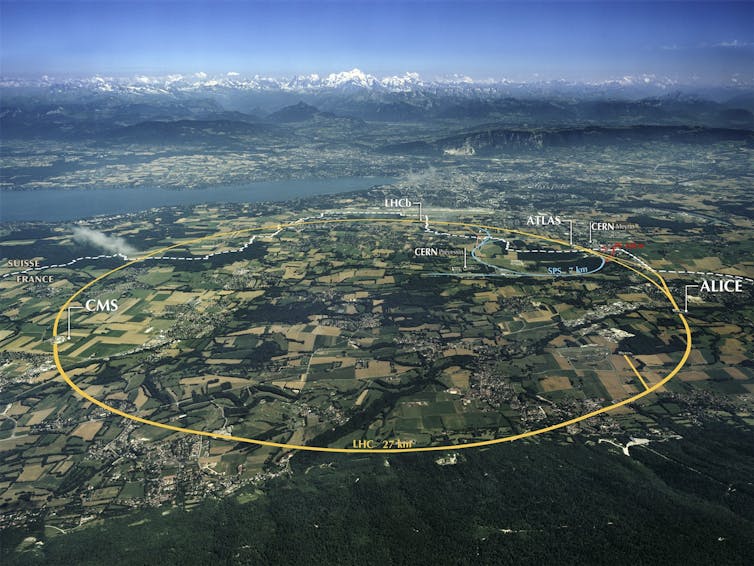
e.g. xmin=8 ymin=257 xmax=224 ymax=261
xmin=0 ymin=177 xmax=394 ymax=223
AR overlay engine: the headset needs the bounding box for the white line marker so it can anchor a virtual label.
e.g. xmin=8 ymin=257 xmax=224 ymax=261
xmin=684 ymin=285 xmax=700 ymax=313
xmin=67 ymin=306 xmax=84 ymax=339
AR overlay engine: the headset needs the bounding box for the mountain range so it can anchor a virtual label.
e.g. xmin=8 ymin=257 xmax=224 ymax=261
xmin=2 ymin=68 xmax=752 ymax=101
xmin=2 ymin=69 xmax=753 ymax=140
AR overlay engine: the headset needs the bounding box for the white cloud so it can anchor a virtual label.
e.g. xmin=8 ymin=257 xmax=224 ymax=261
xmin=72 ymin=227 xmax=138 ymax=256
xmin=714 ymin=40 xmax=753 ymax=48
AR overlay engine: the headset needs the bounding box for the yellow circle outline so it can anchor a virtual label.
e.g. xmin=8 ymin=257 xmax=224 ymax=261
xmin=53 ymin=217 xmax=692 ymax=453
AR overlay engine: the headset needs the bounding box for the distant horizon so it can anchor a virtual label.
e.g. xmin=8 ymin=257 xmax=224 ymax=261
xmin=1 ymin=67 xmax=752 ymax=90
xmin=1 ymin=1 xmax=752 ymax=86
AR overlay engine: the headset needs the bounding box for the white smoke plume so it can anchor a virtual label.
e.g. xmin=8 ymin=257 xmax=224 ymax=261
xmin=402 ymin=166 xmax=439 ymax=186
xmin=72 ymin=226 xmax=138 ymax=256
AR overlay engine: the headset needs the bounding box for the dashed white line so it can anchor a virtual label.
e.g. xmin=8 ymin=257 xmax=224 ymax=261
xmin=5 ymin=215 xmax=752 ymax=287
xmin=1 ymin=220 xmax=297 ymax=280
xmin=657 ymin=269 xmax=753 ymax=283
xmin=618 ymin=248 xmax=753 ymax=283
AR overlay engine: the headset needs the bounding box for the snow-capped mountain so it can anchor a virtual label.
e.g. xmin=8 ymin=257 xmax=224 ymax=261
xmin=320 ymin=68 xmax=378 ymax=89
xmin=1 ymin=68 xmax=423 ymax=94
xmin=1 ymin=68 xmax=721 ymax=98
xmin=1 ymin=70 xmax=751 ymax=119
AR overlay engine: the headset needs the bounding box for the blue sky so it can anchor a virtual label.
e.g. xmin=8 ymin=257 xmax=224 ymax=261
xmin=1 ymin=1 xmax=752 ymax=83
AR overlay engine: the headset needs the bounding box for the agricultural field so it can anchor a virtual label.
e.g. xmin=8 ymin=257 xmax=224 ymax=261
xmin=1 ymin=146 xmax=753 ymax=539
xmin=0 ymin=187 xmax=754 ymax=536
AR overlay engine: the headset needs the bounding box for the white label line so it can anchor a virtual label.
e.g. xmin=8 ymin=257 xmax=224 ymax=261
xmin=414 ymin=201 xmax=423 ymax=221
xmin=684 ymin=285 xmax=700 ymax=313
xmin=67 ymin=305 xmax=85 ymax=339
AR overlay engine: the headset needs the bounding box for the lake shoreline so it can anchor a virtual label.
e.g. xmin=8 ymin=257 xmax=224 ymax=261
xmin=0 ymin=176 xmax=395 ymax=223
